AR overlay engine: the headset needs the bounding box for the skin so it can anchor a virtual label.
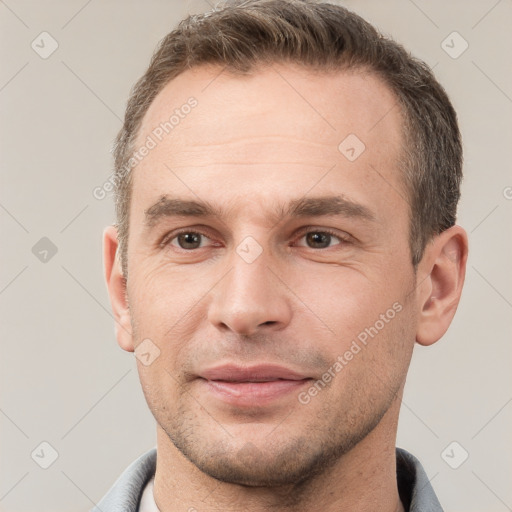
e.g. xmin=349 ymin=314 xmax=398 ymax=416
xmin=103 ymin=63 xmax=468 ymax=512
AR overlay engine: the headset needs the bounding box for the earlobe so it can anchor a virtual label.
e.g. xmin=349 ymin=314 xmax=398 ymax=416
xmin=103 ymin=225 xmax=134 ymax=352
xmin=416 ymin=225 xmax=468 ymax=346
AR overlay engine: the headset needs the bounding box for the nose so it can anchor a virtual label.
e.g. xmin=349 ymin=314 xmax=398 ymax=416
xmin=207 ymin=249 xmax=293 ymax=337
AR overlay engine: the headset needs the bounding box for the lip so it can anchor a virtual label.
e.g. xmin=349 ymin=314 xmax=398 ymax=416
xmin=198 ymin=364 xmax=312 ymax=407
xmin=200 ymin=364 xmax=310 ymax=382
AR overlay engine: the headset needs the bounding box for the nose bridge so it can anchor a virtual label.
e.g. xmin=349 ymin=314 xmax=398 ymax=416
xmin=207 ymin=237 xmax=292 ymax=336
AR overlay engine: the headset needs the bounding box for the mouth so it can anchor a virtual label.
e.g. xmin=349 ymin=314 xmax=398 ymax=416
xmin=197 ymin=364 xmax=313 ymax=406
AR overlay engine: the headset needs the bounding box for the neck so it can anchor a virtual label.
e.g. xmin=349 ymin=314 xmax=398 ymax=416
xmin=153 ymin=395 xmax=405 ymax=512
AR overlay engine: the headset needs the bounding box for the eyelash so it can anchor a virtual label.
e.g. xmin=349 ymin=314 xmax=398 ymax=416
xmin=160 ymin=227 xmax=351 ymax=252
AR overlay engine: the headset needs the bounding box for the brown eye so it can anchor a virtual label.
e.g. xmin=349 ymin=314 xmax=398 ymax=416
xmin=295 ymin=229 xmax=347 ymax=250
xmin=175 ymin=232 xmax=204 ymax=250
xmin=163 ymin=230 xmax=214 ymax=251
xmin=305 ymin=232 xmax=335 ymax=249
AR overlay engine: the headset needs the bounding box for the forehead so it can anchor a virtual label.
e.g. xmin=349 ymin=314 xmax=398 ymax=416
xmin=137 ymin=63 xmax=403 ymax=149
xmin=131 ymin=63 xmax=407 ymax=225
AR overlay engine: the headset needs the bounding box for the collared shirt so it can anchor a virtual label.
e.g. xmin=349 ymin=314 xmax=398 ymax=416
xmin=139 ymin=475 xmax=159 ymax=512
xmin=90 ymin=446 xmax=443 ymax=512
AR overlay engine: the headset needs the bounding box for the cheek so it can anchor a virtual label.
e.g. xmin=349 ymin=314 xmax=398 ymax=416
xmin=129 ymin=270 xmax=219 ymax=376
xmin=136 ymin=362 xmax=185 ymax=424
xmin=295 ymin=267 xmax=414 ymax=382
xmin=130 ymin=262 xmax=205 ymax=325
xmin=293 ymin=266 xmax=400 ymax=336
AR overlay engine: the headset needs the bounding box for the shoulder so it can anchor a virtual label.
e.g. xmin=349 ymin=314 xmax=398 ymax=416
xmin=396 ymin=447 xmax=444 ymax=512
xmin=89 ymin=447 xmax=157 ymax=512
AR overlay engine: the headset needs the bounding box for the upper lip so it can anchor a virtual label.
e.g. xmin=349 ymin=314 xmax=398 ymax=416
xmin=199 ymin=364 xmax=310 ymax=382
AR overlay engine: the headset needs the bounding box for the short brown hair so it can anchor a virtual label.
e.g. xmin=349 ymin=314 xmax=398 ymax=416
xmin=112 ymin=0 xmax=462 ymax=277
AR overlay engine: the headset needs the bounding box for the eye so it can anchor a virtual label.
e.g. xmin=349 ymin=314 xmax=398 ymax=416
xmin=294 ymin=229 xmax=349 ymax=249
xmin=162 ymin=230 xmax=216 ymax=251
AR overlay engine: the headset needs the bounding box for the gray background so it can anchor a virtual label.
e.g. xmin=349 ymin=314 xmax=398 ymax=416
xmin=1 ymin=0 xmax=511 ymax=511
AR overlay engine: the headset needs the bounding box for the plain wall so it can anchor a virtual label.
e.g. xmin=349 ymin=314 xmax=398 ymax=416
xmin=1 ymin=0 xmax=511 ymax=511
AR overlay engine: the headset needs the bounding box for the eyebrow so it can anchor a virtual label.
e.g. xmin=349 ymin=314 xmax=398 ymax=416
xmin=143 ymin=194 xmax=376 ymax=228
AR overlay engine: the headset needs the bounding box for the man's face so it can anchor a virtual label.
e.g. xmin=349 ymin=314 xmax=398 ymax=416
xmin=125 ymin=64 xmax=419 ymax=485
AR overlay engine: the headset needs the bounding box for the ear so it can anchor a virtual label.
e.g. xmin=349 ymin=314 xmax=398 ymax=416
xmin=103 ymin=225 xmax=134 ymax=352
xmin=415 ymin=225 xmax=468 ymax=346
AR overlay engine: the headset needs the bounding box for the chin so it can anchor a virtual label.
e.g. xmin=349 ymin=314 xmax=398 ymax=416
xmin=166 ymin=427 xmax=356 ymax=488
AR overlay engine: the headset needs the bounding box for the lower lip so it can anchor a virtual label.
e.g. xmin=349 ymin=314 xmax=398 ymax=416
xmin=200 ymin=378 xmax=311 ymax=406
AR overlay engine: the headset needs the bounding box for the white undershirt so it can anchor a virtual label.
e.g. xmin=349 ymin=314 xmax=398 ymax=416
xmin=138 ymin=476 xmax=160 ymax=512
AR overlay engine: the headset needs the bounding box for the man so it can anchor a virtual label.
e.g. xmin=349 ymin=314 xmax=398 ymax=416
xmin=96 ymin=0 xmax=468 ymax=510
